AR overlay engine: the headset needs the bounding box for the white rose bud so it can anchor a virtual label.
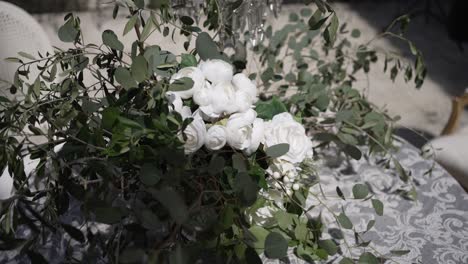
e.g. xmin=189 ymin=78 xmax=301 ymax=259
xmin=205 ymin=125 xmax=227 ymax=151
xmin=198 ymin=59 xmax=234 ymax=85
xmin=273 ymin=171 xmax=281 ymax=179
xmin=264 ymin=112 xmax=313 ymax=164
xmin=170 ymin=67 xmax=205 ymax=99
xmin=225 ymin=109 xmax=259 ymax=151
xmin=183 ymin=112 xmax=207 ymax=154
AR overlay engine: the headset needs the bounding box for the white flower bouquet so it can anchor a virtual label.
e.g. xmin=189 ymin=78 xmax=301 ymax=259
xmin=0 ymin=0 xmax=425 ymax=263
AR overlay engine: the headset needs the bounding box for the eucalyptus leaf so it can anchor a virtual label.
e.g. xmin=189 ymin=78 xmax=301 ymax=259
xmin=58 ymin=19 xmax=78 ymax=43
xmin=337 ymin=212 xmax=353 ymax=229
xmin=358 ymin=252 xmax=378 ymax=264
xmin=352 ymin=184 xmax=369 ymax=199
xmin=124 ymin=14 xmax=138 ymax=36
xmin=265 ymin=144 xmax=290 ymax=158
xmin=169 ymin=77 xmax=194 ymax=92
xmin=371 ymin=199 xmax=384 ymax=216
xmin=196 ymin=32 xmax=221 ymax=60
xmin=264 ymin=232 xmax=288 ymax=259
xmin=152 ymin=188 xmax=188 ymax=225
xmin=114 ymin=67 xmax=137 ymax=90
xmin=102 ymin=30 xmax=124 ymax=51
xmin=131 ymin=55 xmax=149 ymax=83
xmin=390 ymin=250 xmax=410 ymax=256
xmin=140 ymin=163 xmax=161 ymax=186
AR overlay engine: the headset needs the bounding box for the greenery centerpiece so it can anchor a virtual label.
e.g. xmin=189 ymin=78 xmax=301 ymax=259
xmin=0 ymin=0 xmax=425 ymax=263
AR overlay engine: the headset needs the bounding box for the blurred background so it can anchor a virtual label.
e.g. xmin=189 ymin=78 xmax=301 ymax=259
xmin=3 ymin=0 xmax=467 ymax=141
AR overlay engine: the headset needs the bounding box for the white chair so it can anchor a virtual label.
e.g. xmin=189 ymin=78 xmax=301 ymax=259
xmin=0 ymin=1 xmax=52 ymax=99
xmin=425 ymin=93 xmax=468 ymax=190
xmin=0 ymin=1 xmax=51 ymax=199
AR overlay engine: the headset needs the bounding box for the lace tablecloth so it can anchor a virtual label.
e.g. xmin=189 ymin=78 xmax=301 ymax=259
xmin=263 ymin=140 xmax=468 ymax=264
xmin=2 ymin=140 xmax=468 ymax=263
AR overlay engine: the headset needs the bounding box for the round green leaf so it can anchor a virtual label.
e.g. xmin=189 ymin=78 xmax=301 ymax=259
xmin=58 ymin=19 xmax=78 ymax=43
xmin=337 ymin=212 xmax=353 ymax=229
xmin=102 ymin=30 xmax=124 ymax=51
xmin=318 ymin=239 xmax=337 ymax=255
xmin=140 ymin=163 xmax=161 ymax=186
xmin=265 ymin=143 xmax=290 ymax=158
xmin=131 ymin=55 xmax=149 ymax=83
xmin=371 ymin=199 xmax=384 ymax=216
xmin=352 ymin=184 xmax=369 ymax=199
xmin=114 ymin=67 xmax=137 ymax=90
xmin=196 ymin=32 xmax=221 ymax=60
xmin=358 ymin=252 xmax=379 ymax=264
xmin=169 ymin=77 xmax=194 ymax=92
xmin=351 ymin=29 xmax=361 ymax=38
xmin=264 ymin=232 xmax=288 ymax=259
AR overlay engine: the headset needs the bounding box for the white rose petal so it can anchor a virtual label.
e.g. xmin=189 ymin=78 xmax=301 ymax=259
xmin=233 ymin=73 xmax=257 ymax=103
xmin=244 ymin=118 xmax=265 ymax=156
xmin=234 ymin=91 xmax=253 ymax=113
xmin=205 ymin=125 xmax=227 ymax=151
xmin=264 ymin=112 xmax=313 ymax=164
xmin=170 ymin=67 xmax=205 ymax=99
xmin=198 ymin=59 xmax=233 ymax=85
xmin=183 ymin=113 xmax=207 ymax=154
xmin=192 ymin=81 xmax=213 ymax=107
xmin=211 ymin=81 xmax=238 ymax=115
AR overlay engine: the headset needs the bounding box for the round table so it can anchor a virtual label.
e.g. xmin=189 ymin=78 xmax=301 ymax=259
xmin=2 ymin=140 xmax=468 ymax=263
xmin=263 ymin=139 xmax=468 ymax=264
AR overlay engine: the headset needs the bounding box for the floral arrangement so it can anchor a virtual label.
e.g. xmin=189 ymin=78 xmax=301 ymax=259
xmin=0 ymin=0 xmax=425 ymax=263
xmin=167 ymin=58 xmax=312 ymax=194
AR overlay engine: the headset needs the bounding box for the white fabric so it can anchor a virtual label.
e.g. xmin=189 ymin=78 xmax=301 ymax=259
xmin=425 ymin=128 xmax=468 ymax=190
xmin=0 ymin=1 xmax=51 ymax=99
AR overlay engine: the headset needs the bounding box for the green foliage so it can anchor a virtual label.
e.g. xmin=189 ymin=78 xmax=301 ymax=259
xmin=265 ymin=232 xmax=288 ymax=259
xmin=0 ymin=2 xmax=418 ymax=263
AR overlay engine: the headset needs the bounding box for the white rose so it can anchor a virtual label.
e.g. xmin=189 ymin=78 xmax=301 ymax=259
xmin=264 ymin=112 xmax=313 ymax=163
xmin=183 ymin=112 xmax=207 ymax=154
xmin=245 ymin=118 xmax=265 ymax=156
xmin=232 ymin=73 xmax=257 ymax=103
xmin=234 ymin=91 xmax=253 ymax=114
xmin=195 ymin=81 xmax=239 ymax=119
xmin=198 ymin=59 xmax=233 ymax=85
xmin=166 ymin=92 xmax=191 ymax=120
xmin=225 ymin=109 xmax=264 ymax=155
xmin=205 ymin=125 xmax=227 ymax=151
xmin=170 ymin=67 xmax=205 ymax=99
xmin=192 ymin=81 xmax=213 ymax=107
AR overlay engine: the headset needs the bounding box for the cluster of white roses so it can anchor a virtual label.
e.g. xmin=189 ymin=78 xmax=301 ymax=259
xmin=167 ymin=59 xmax=313 ymax=194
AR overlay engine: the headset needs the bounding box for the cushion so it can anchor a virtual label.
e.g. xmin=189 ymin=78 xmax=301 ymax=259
xmin=426 ymin=129 xmax=468 ymax=190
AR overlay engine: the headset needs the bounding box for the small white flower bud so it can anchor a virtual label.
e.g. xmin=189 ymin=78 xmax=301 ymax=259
xmin=273 ymin=171 xmax=281 ymax=179
xmin=283 ymin=176 xmax=290 ymax=183
xmin=286 ymin=189 xmax=293 ymax=196
xmin=293 ymin=183 xmax=300 ymax=191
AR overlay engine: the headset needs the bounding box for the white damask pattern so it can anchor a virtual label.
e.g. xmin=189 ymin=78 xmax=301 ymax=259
xmin=263 ymin=140 xmax=468 ymax=264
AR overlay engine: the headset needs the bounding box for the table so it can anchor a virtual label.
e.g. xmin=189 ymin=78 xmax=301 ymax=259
xmin=2 ymin=140 xmax=467 ymax=263
xmin=263 ymin=139 xmax=468 ymax=264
